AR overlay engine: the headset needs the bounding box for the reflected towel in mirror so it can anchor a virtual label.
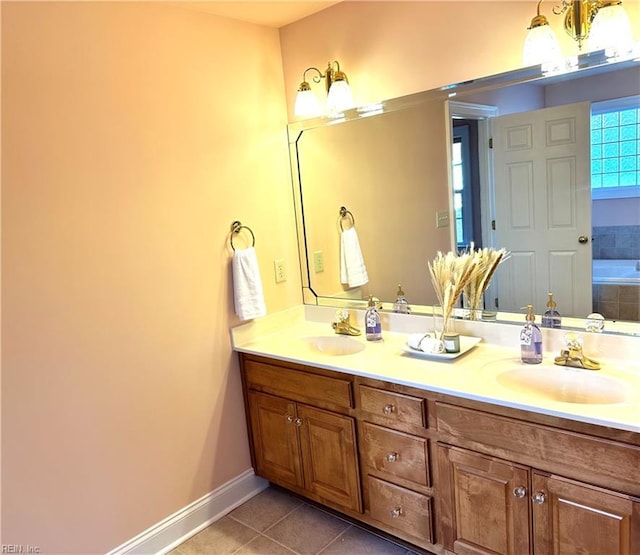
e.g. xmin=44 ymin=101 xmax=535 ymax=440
xmin=232 ymin=246 xmax=266 ymax=321
xmin=340 ymin=227 xmax=368 ymax=288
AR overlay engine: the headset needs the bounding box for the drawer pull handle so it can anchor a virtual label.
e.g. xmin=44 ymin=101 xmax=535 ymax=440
xmin=386 ymin=452 xmax=400 ymax=462
xmin=382 ymin=404 xmax=395 ymax=415
xmin=513 ymin=486 xmax=527 ymax=499
xmin=294 ymin=417 xmax=303 ymax=427
xmin=532 ymin=492 xmax=546 ymax=505
xmin=390 ymin=506 xmax=403 ymax=518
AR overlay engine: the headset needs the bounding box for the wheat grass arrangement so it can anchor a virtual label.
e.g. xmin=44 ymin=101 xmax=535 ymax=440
xmin=462 ymin=247 xmax=510 ymax=319
xmin=428 ymin=251 xmax=480 ymax=340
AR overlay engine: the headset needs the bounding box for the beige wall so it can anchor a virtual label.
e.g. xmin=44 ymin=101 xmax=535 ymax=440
xmin=3 ymin=1 xmax=639 ymax=553
xmin=280 ymin=1 xmax=640 ymax=120
xmin=2 ymin=2 xmax=299 ymax=552
xmin=299 ymin=99 xmax=451 ymax=304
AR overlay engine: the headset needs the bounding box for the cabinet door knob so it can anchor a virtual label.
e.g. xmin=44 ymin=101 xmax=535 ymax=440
xmin=385 ymin=452 xmax=400 ymax=462
xmin=390 ymin=506 xmax=403 ymax=518
xmin=532 ymin=491 xmax=546 ymax=504
xmin=382 ymin=403 xmax=395 ymax=415
xmin=513 ymin=486 xmax=527 ymax=498
xmin=294 ymin=417 xmax=303 ymax=427
xmin=285 ymin=414 xmax=294 ymax=423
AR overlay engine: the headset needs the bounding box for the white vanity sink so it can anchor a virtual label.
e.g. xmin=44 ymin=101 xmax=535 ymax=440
xmin=492 ymin=363 xmax=629 ymax=405
xmin=302 ymin=335 xmax=366 ymax=356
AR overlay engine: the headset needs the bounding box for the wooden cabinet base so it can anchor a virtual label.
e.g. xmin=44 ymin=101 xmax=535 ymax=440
xmin=240 ymin=353 xmax=640 ymax=555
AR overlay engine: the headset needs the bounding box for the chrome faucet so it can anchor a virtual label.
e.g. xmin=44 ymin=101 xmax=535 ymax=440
xmin=332 ymin=309 xmax=361 ymax=336
xmin=554 ymin=333 xmax=600 ymax=370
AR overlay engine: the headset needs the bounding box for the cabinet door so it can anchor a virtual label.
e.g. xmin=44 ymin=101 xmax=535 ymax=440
xmin=437 ymin=444 xmax=531 ymax=555
xmin=248 ymin=392 xmax=303 ymax=489
xmin=532 ymin=472 xmax=640 ymax=555
xmin=297 ymin=404 xmax=362 ymax=513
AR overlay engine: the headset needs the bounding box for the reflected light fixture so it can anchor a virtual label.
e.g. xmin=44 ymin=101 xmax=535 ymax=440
xmin=294 ymin=60 xmax=354 ymax=118
xmin=523 ymin=0 xmax=634 ymax=66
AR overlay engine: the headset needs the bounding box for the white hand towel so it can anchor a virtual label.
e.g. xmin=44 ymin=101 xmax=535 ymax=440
xmin=232 ymin=247 xmax=267 ymax=321
xmin=407 ymin=333 xmax=444 ymax=354
xmin=340 ymin=227 xmax=368 ymax=288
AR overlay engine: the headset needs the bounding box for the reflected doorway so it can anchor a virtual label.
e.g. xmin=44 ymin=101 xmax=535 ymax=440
xmin=452 ymin=119 xmax=482 ymax=250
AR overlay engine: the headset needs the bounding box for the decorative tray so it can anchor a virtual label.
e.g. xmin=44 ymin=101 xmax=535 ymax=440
xmin=401 ymin=335 xmax=482 ymax=360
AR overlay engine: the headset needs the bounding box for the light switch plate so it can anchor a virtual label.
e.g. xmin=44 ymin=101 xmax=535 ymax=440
xmin=313 ymin=251 xmax=324 ymax=273
xmin=436 ymin=210 xmax=450 ymax=228
xmin=274 ymin=259 xmax=286 ymax=283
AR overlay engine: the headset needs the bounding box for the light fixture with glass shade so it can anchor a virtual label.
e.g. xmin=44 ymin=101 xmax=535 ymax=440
xmin=588 ymin=1 xmax=634 ymax=55
xmin=523 ymin=1 xmax=563 ymax=66
xmin=294 ymin=61 xmax=354 ymax=119
xmin=522 ymin=0 xmax=635 ymax=65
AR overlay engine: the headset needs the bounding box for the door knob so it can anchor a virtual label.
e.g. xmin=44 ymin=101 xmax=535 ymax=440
xmin=513 ymin=486 xmax=527 ymax=498
xmin=578 ymin=235 xmax=589 ymax=244
xmin=532 ymin=491 xmax=547 ymax=504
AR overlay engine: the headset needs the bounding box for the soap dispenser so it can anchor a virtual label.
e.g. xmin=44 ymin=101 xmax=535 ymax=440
xmin=392 ymin=284 xmax=411 ymax=314
xmin=541 ymin=292 xmax=562 ymax=328
xmin=365 ymin=295 xmax=382 ymax=341
xmin=520 ymin=305 xmax=543 ymax=364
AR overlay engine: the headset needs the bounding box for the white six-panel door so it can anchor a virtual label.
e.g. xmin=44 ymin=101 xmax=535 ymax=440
xmin=491 ymin=102 xmax=592 ymax=317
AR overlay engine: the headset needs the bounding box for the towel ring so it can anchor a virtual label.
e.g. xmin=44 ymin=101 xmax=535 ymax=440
xmin=230 ymin=220 xmax=255 ymax=251
xmin=339 ymin=206 xmax=355 ymax=231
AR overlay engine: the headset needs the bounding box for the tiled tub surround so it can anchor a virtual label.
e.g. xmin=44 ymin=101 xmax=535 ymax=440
xmin=593 ymin=281 xmax=640 ymax=321
xmin=591 ymin=225 xmax=640 ymax=321
xmin=591 ymin=255 xmax=640 ymax=321
xmin=592 ymin=225 xmax=640 ymax=260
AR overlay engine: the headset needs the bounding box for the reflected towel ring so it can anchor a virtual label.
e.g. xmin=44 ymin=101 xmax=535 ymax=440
xmin=230 ymin=220 xmax=255 ymax=251
xmin=339 ymin=206 xmax=355 ymax=231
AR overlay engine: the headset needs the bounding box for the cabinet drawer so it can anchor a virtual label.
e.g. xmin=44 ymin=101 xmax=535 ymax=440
xmin=245 ymin=360 xmax=353 ymax=409
xmin=361 ymin=422 xmax=429 ymax=486
xmin=436 ymin=402 xmax=640 ymax=495
xmin=368 ymin=476 xmax=433 ymax=542
xmin=359 ymin=385 xmax=425 ymax=426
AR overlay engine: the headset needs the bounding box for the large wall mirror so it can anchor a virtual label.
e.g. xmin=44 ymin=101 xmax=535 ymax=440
xmin=288 ymin=52 xmax=640 ymax=336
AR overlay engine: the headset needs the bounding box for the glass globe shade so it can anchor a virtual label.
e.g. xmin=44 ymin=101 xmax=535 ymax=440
xmin=589 ymin=4 xmax=634 ymax=56
xmin=523 ymin=24 xmax=562 ymax=66
xmin=326 ymin=80 xmax=354 ymax=115
xmin=294 ymin=89 xmax=322 ymax=118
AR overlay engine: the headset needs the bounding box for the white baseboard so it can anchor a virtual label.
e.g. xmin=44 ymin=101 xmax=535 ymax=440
xmin=107 ymin=469 xmax=269 ymax=555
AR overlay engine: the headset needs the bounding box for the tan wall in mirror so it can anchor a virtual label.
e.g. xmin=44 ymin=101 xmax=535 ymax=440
xmin=2 ymin=2 xmax=299 ymax=552
xmin=299 ymin=99 xmax=451 ymax=304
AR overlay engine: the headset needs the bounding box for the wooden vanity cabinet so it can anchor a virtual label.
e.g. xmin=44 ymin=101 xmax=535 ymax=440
xmin=357 ymin=384 xmax=434 ymax=546
xmin=532 ymin=472 xmax=640 ymax=555
xmin=436 ymin=444 xmax=531 ymax=555
xmin=242 ymin=356 xmax=362 ymax=513
xmin=436 ymin=404 xmax=640 ymax=555
xmin=239 ymin=353 xmax=640 ymax=555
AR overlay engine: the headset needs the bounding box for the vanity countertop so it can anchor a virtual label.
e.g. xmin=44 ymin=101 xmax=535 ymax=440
xmin=231 ymin=306 xmax=640 ymax=433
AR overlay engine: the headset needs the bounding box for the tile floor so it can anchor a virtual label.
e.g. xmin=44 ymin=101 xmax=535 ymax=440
xmin=169 ymin=486 xmax=428 ymax=555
